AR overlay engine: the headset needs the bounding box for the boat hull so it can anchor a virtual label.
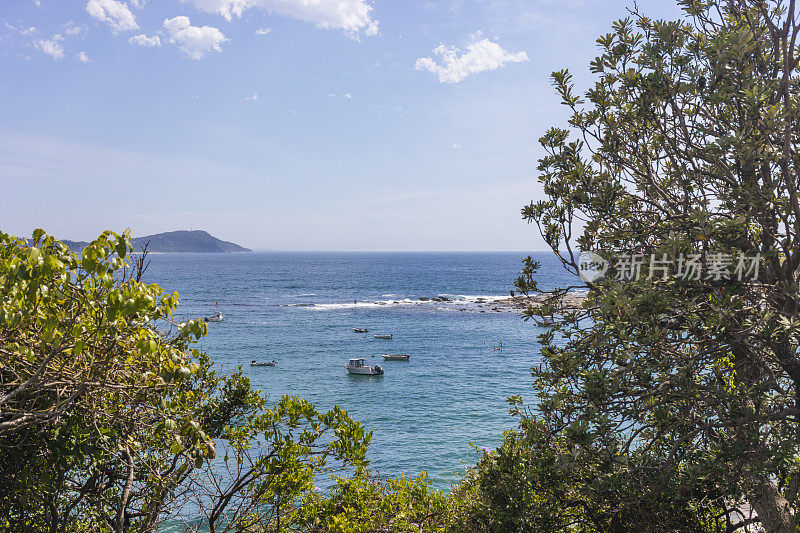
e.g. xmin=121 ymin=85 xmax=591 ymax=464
xmin=381 ymin=355 xmax=409 ymax=361
xmin=346 ymin=366 xmax=383 ymax=375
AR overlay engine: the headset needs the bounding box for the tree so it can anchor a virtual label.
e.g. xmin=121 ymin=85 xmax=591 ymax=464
xmin=0 ymin=230 xmax=371 ymax=532
xmin=295 ymin=470 xmax=447 ymax=532
xmin=517 ymin=1 xmax=800 ymax=531
xmin=448 ymin=419 xmax=728 ymax=532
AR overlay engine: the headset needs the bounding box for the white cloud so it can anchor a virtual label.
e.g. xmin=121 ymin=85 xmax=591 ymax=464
xmin=415 ymin=37 xmax=528 ymax=83
xmin=63 ymin=21 xmax=86 ymax=35
xmin=255 ymin=27 xmax=272 ymax=35
xmin=181 ymin=0 xmax=378 ymax=37
xmin=34 ymin=37 xmax=64 ymax=60
xmin=77 ymin=51 xmax=90 ymax=62
xmin=33 ymin=0 xmax=41 ymax=6
xmin=452 ymin=143 xmax=463 ymax=148
xmin=130 ymin=0 xmax=147 ymax=7
xmin=163 ymin=16 xmax=227 ymax=60
xmin=244 ymin=93 xmax=259 ymax=102
xmin=343 ymin=93 xmax=353 ymax=100
xmin=6 ymin=23 xmax=37 ymax=36
xmin=128 ymin=33 xmax=161 ymax=47
xmin=86 ymin=0 xmax=139 ymax=32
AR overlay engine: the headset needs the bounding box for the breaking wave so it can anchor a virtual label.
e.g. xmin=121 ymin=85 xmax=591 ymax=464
xmin=293 ymin=294 xmax=509 ymax=312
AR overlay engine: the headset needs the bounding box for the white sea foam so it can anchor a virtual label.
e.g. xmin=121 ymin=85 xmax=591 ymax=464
xmin=302 ymin=294 xmax=508 ymax=311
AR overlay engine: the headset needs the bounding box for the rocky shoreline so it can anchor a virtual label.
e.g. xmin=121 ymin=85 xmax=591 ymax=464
xmin=416 ymin=292 xmax=588 ymax=313
xmin=490 ymin=292 xmax=588 ymax=311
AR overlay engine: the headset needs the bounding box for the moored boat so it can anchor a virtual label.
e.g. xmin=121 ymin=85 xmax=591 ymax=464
xmin=251 ymin=360 xmax=277 ymax=367
xmin=345 ymin=358 xmax=383 ymax=375
xmin=381 ymin=354 xmax=410 ymax=361
xmin=353 ymin=328 xmax=369 ymax=333
xmin=204 ymin=312 xmax=224 ymax=323
xmin=373 ymin=334 xmax=392 ymax=339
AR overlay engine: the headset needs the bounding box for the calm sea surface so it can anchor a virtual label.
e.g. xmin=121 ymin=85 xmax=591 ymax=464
xmin=141 ymin=251 xmax=578 ymax=490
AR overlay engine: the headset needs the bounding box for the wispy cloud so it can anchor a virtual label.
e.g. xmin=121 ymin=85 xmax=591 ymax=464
xmin=34 ymin=35 xmax=64 ymax=60
xmin=63 ymin=21 xmax=86 ymax=35
xmin=128 ymin=33 xmax=161 ymax=47
xmin=6 ymin=22 xmax=37 ymax=36
xmin=86 ymin=0 xmax=139 ymax=32
xmin=255 ymin=27 xmax=273 ymax=35
xmin=181 ymin=0 xmax=378 ymax=38
xmin=77 ymin=51 xmax=90 ymax=62
xmin=244 ymin=93 xmax=259 ymax=102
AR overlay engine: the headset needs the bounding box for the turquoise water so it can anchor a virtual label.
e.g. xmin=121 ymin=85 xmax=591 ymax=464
xmin=142 ymin=251 xmax=576 ymax=489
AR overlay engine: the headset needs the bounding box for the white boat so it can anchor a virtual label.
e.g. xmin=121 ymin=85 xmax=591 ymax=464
xmin=345 ymin=358 xmax=384 ymax=375
xmin=251 ymin=360 xmax=276 ymax=367
xmin=353 ymin=328 xmax=369 ymax=333
xmin=373 ymin=334 xmax=392 ymax=339
xmin=381 ymin=354 xmax=410 ymax=361
xmin=204 ymin=312 xmax=224 ymax=323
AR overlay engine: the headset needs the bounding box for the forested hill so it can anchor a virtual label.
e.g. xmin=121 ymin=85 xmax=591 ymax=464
xmin=61 ymin=230 xmax=251 ymax=253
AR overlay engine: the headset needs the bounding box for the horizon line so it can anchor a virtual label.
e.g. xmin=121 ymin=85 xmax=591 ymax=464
xmin=246 ymin=249 xmax=558 ymax=253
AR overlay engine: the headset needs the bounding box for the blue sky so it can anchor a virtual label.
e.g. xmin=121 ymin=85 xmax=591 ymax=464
xmin=1 ymin=0 xmax=682 ymax=251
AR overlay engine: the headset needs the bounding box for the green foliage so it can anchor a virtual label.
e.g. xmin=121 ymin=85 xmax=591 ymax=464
xmin=520 ymin=1 xmax=800 ymax=531
xmin=0 ymin=230 xmax=371 ymax=532
xmin=295 ymin=471 xmax=447 ymax=532
xmin=448 ymin=418 xmax=728 ymax=533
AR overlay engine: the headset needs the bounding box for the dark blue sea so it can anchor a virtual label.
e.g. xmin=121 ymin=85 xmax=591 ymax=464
xmin=141 ymin=251 xmax=578 ymax=489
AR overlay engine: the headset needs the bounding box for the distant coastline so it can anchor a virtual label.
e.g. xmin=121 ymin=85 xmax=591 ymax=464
xmin=61 ymin=230 xmax=251 ymax=254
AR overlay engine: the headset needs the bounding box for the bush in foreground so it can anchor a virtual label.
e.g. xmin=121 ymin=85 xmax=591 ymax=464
xmin=0 ymin=230 xmax=371 ymax=532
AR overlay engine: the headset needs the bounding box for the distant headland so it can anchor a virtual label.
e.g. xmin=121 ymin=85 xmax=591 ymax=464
xmin=63 ymin=230 xmax=251 ymax=254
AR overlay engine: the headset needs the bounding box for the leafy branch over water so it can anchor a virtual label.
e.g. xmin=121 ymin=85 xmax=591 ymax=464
xmin=0 ymin=230 xmax=401 ymax=532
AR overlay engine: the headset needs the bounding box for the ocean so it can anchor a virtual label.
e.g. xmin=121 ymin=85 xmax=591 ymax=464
xmin=141 ymin=251 xmax=578 ymax=489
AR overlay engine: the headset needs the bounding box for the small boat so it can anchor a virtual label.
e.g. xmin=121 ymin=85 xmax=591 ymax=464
xmin=353 ymin=328 xmax=369 ymax=333
xmin=381 ymin=354 xmax=410 ymax=361
xmin=204 ymin=312 xmax=224 ymax=323
xmin=251 ymin=360 xmax=277 ymax=367
xmin=373 ymin=334 xmax=392 ymax=339
xmin=345 ymin=358 xmax=383 ymax=375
